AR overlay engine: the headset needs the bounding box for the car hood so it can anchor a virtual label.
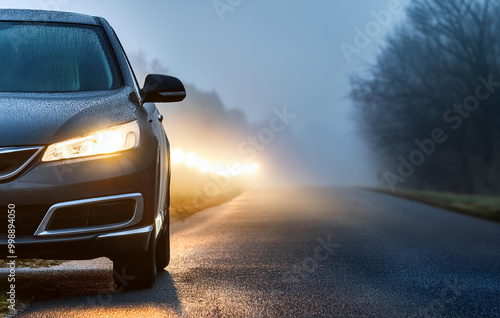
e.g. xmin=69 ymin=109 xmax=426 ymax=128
xmin=0 ymin=87 xmax=139 ymax=147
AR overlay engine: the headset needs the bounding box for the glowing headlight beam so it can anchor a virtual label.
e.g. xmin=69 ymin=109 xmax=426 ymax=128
xmin=184 ymin=152 xmax=198 ymax=168
xmin=169 ymin=148 xmax=259 ymax=176
xmin=251 ymin=163 xmax=259 ymax=174
xmin=171 ymin=148 xmax=185 ymax=164
xmin=197 ymin=159 xmax=210 ymax=173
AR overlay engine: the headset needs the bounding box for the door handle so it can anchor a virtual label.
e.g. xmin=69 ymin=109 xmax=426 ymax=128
xmin=158 ymin=114 xmax=164 ymax=122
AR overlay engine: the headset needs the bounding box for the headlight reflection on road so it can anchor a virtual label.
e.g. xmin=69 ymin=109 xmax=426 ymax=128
xmin=170 ymin=148 xmax=259 ymax=176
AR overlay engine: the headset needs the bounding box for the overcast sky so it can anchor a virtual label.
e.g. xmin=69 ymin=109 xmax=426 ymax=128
xmin=1 ymin=0 xmax=410 ymax=186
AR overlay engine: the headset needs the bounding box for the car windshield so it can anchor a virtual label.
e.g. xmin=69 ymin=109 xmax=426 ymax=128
xmin=0 ymin=22 xmax=122 ymax=92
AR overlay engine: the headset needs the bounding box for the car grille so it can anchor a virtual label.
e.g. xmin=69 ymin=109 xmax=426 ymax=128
xmin=0 ymin=146 xmax=43 ymax=181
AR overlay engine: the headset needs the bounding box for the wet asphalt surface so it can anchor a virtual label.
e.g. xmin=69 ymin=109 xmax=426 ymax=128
xmin=4 ymin=187 xmax=500 ymax=317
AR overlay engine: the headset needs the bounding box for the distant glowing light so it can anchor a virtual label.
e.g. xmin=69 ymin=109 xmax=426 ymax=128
xmin=184 ymin=152 xmax=198 ymax=167
xmin=170 ymin=147 xmax=259 ymax=176
xmin=243 ymin=163 xmax=259 ymax=175
xmin=198 ymin=159 xmax=210 ymax=173
xmin=252 ymin=163 xmax=259 ymax=174
xmin=212 ymin=164 xmax=225 ymax=174
xmin=243 ymin=163 xmax=253 ymax=174
xmin=171 ymin=148 xmax=184 ymax=164
xmin=228 ymin=163 xmax=242 ymax=176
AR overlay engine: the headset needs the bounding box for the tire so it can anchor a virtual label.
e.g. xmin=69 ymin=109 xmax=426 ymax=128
xmin=113 ymin=230 xmax=157 ymax=289
xmin=155 ymin=224 xmax=170 ymax=270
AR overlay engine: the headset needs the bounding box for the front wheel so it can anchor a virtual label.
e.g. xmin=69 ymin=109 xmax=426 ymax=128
xmin=113 ymin=233 xmax=157 ymax=289
xmin=155 ymin=227 xmax=170 ymax=270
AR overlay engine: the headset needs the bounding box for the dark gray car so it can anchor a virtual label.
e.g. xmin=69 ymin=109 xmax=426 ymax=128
xmin=0 ymin=9 xmax=186 ymax=289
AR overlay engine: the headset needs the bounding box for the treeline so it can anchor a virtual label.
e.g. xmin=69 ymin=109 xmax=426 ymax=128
xmin=350 ymin=0 xmax=500 ymax=194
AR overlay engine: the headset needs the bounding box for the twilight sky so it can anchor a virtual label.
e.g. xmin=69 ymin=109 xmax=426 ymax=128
xmin=1 ymin=0 xmax=410 ymax=186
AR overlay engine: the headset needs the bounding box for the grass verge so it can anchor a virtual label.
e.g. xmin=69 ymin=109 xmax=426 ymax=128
xmin=170 ymin=186 xmax=243 ymax=221
xmin=0 ymin=294 xmax=9 ymax=317
xmin=367 ymin=188 xmax=500 ymax=222
xmin=169 ymin=165 xmax=246 ymax=221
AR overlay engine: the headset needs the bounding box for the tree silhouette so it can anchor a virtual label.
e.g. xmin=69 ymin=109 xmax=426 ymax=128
xmin=351 ymin=0 xmax=500 ymax=194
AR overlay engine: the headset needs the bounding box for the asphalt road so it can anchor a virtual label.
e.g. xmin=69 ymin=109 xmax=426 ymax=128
xmin=11 ymin=187 xmax=500 ymax=317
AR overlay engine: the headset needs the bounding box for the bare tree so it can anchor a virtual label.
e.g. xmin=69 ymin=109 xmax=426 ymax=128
xmin=351 ymin=0 xmax=500 ymax=194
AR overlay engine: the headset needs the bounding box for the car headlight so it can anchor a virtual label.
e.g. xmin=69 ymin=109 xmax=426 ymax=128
xmin=42 ymin=121 xmax=140 ymax=162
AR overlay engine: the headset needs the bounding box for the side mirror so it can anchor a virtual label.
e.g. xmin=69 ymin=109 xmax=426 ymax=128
xmin=141 ymin=74 xmax=186 ymax=103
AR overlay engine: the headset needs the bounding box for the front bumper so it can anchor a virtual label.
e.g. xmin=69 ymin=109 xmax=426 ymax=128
xmin=2 ymin=225 xmax=153 ymax=260
xmin=0 ymin=144 xmax=158 ymax=260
